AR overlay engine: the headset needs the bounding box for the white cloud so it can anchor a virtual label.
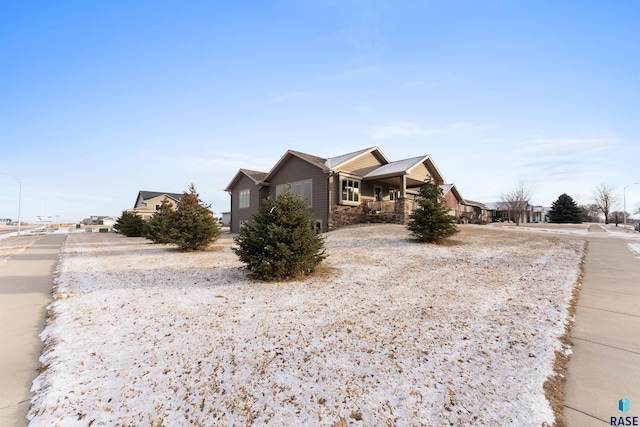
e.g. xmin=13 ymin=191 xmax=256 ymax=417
xmin=157 ymin=152 xmax=274 ymax=175
xmin=371 ymin=121 xmax=435 ymax=138
xmin=522 ymin=137 xmax=615 ymax=156
xmin=371 ymin=121 xmax=492 ymax=139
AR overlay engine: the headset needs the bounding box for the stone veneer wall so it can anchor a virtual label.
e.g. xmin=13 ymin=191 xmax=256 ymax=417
xmin=328 ymin=198 xmax=413 ymax=231
xmin=328 ymin=205 xmax=365 ymax=231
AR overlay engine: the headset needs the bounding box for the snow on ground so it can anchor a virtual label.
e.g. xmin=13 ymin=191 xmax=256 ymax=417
xmin=0 ymin=234 xmax=44 ymax=263
xmin=499 ymin=222 xmax=640 ymax=258
xmin=28 ymin=225 xmax=584 ymax=426
xmin=627 ymin=243 xmax=640 ymax=259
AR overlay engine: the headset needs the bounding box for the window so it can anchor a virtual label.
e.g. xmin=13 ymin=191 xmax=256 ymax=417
xmin=341 ymin=179 xmax=360 ymax=204
xmin=389 ymin=188 xmax=399 ymax=201
xmin=275 ymin=180 xmax=312 ymax=207
xmin=239 ymin=189 xmax=250 ymax=208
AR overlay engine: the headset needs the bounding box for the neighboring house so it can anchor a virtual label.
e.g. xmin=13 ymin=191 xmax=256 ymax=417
xmin=462 ymin=200 xmax=490 ymax=223
xmin=127 ymin=191 xmax=184 ymax=220
xmin=82 ymin=215 xmax=107 ymax=225
xmin=439 ymin=184 xmax=466 ymax=219
xmin=485 ymin=202 xmax=549 ymax=223
xmin=225 ymin=146 xmax=463 ymax=233
xmin=220 ymin=212 xmax=231 ymax=227
xmin=101 ymin=216 xmax=118 ymax=227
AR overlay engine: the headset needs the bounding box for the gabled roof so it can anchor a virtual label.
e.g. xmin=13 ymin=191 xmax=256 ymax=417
xmin=325 ymin=146 xmax=389 ymax=169
xmin=363 ymin=155 xmax=446 ymax=183
xmin=138 ymin=191 xmax=184 ymax=201
xmin=439 ymin=183 xmax=466 ymax=204
xmin=134 ymin=191 xmax=184 ymax=208
xmin=463 ymin=199 xmax=488 ymax=209
xmin=263 ymin=150 xmax=329 ymax=182
xmin=224 ymin=169 xmax=268 ymax=192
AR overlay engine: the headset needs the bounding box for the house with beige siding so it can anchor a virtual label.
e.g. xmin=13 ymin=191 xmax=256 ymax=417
xmin=127 ymin=191 xmax=184 ymax=220
xmin=225 ymin=147 xmax=465 ymax=233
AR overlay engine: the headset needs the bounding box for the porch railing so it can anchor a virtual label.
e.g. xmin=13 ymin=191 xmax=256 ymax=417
xmin=367 ymin=200 xmax=397 ymax=213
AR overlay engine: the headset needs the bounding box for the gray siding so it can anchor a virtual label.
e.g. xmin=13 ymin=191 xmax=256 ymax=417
xmin=266 ymin=155 xmax=329 ymax=231
xmin=229 ymin=174 xmax=263 ymax=233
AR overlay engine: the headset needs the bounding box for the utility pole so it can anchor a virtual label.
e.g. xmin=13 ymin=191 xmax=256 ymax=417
xmin=624 ymin=182 xmax=640 ymax=230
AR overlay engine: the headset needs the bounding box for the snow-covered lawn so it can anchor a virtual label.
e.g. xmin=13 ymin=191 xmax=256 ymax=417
xmin=0 ymin=234 xmax=43 ymax=263
xmin=29 ymin=225 xmax=584 ymax=426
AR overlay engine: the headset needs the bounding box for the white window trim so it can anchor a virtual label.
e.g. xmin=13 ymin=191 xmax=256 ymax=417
xmin=340 ymin=177 xmax=361 ymax=206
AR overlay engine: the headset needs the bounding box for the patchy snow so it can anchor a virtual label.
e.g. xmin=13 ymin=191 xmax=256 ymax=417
xmin=627 ymin=243 xmax=640 ymax=259
xmin=0 ymin=235 xmax=43 ymax=263
xmin=28 ymin=225 xmax=584 ymax=426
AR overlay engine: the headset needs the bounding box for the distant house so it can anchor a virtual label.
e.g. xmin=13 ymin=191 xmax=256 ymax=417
xmin=101 ymin=216 xmax=118 ymax=227
xmin=485 ymin=202 xmax=549 ymax=223
xmin=462 ymin=200 xmax=490 ymax=223
xmin=127 ymin=191 xmax=184 ymax=220
xmin=440 ymin=184 xmax=466 ymax=219
xmin=225 ymin=146 xmax=468 ymax=233
xmin=220 ymin=212 xmax=231 ymax=227
xmin=82 ymin=215 xmax=119 ymax=226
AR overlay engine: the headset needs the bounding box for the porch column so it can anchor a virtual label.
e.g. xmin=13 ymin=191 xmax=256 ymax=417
xmin=399 ymin=175 xmax=406 ymax=197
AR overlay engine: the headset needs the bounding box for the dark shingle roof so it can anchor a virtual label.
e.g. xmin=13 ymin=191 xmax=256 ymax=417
xmin=139 ymin=191 xmax=184 ymax=201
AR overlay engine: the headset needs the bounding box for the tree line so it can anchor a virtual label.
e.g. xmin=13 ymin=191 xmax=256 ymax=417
xmin=500 ymin=181 xmax=633 ymax=224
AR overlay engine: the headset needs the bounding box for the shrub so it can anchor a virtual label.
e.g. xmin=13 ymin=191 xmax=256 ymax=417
xmin=114 ymin=211 xmax=145 ymax=237
xmin=407 ymin=181 xmax=459 ymax=243
xmin=168 ymin=184 xmax=221 ymax=250
xmin=233 ymin=188 xmax=326 ymax=280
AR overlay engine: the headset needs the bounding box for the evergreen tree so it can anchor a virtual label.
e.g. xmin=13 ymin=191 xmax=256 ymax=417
xmin=233 ymin=188 xmax=326 ymax=280
xmin=168 ymin=184 xmax=221 ymax=250
xmin=407 ymin=181 xmax=459 ymax=243
xmin=144 ymin=199 xmax=175 ymax=243
xmin=549 ymin=193 xmax=582 ymax=223
xmin=114 ymin=211 xmax=145 ymax=237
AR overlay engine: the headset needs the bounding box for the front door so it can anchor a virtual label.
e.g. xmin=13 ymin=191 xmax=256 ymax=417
xmin=375 ymin=187 xmax=382 ymax=201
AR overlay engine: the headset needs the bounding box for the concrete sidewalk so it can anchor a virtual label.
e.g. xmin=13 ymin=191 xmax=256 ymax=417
xmin=0 ymin=234 xmax=66 ymax=426
xmin=564 ymin=235 xmax=640 ymax=425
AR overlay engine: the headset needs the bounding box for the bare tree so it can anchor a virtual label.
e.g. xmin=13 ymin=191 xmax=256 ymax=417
xmin=500 ymin=181 xmax=532 ymax=225
xmin=592 ymin=183 xmax=619 ymax=224
xmin=579 ymin=203 xmax=600 ymax=222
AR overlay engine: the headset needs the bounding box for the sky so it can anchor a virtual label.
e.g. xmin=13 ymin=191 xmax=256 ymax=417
xmin=1 ymin=1 xmax=639 ymax=224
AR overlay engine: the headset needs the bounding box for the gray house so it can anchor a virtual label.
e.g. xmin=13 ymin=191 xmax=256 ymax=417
xmin=224 ymin=147 xmax=454 ymax=233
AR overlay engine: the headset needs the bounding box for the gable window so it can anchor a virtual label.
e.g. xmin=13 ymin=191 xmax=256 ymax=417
xmin=239 ymin=189 xmax=250 ymax=208
xmin=276 ymin=180 xmax=312 ymax=207
xmin=341 ymin=178 xmax=360 ymax=204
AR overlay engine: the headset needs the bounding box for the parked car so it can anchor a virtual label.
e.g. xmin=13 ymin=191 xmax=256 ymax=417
xmin=634 ymin=219 xmax=640 ymax=232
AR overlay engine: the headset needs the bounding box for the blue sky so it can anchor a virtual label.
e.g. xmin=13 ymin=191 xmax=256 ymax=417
xmin=1 ymin=1 xmax=639 ymax=223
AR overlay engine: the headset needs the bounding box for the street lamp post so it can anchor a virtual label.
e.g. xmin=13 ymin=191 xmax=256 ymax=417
xmin=1 ymin=172 xmax=22 ymax=236
xmin=623 ymin=182 xmax=640 ymax=230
